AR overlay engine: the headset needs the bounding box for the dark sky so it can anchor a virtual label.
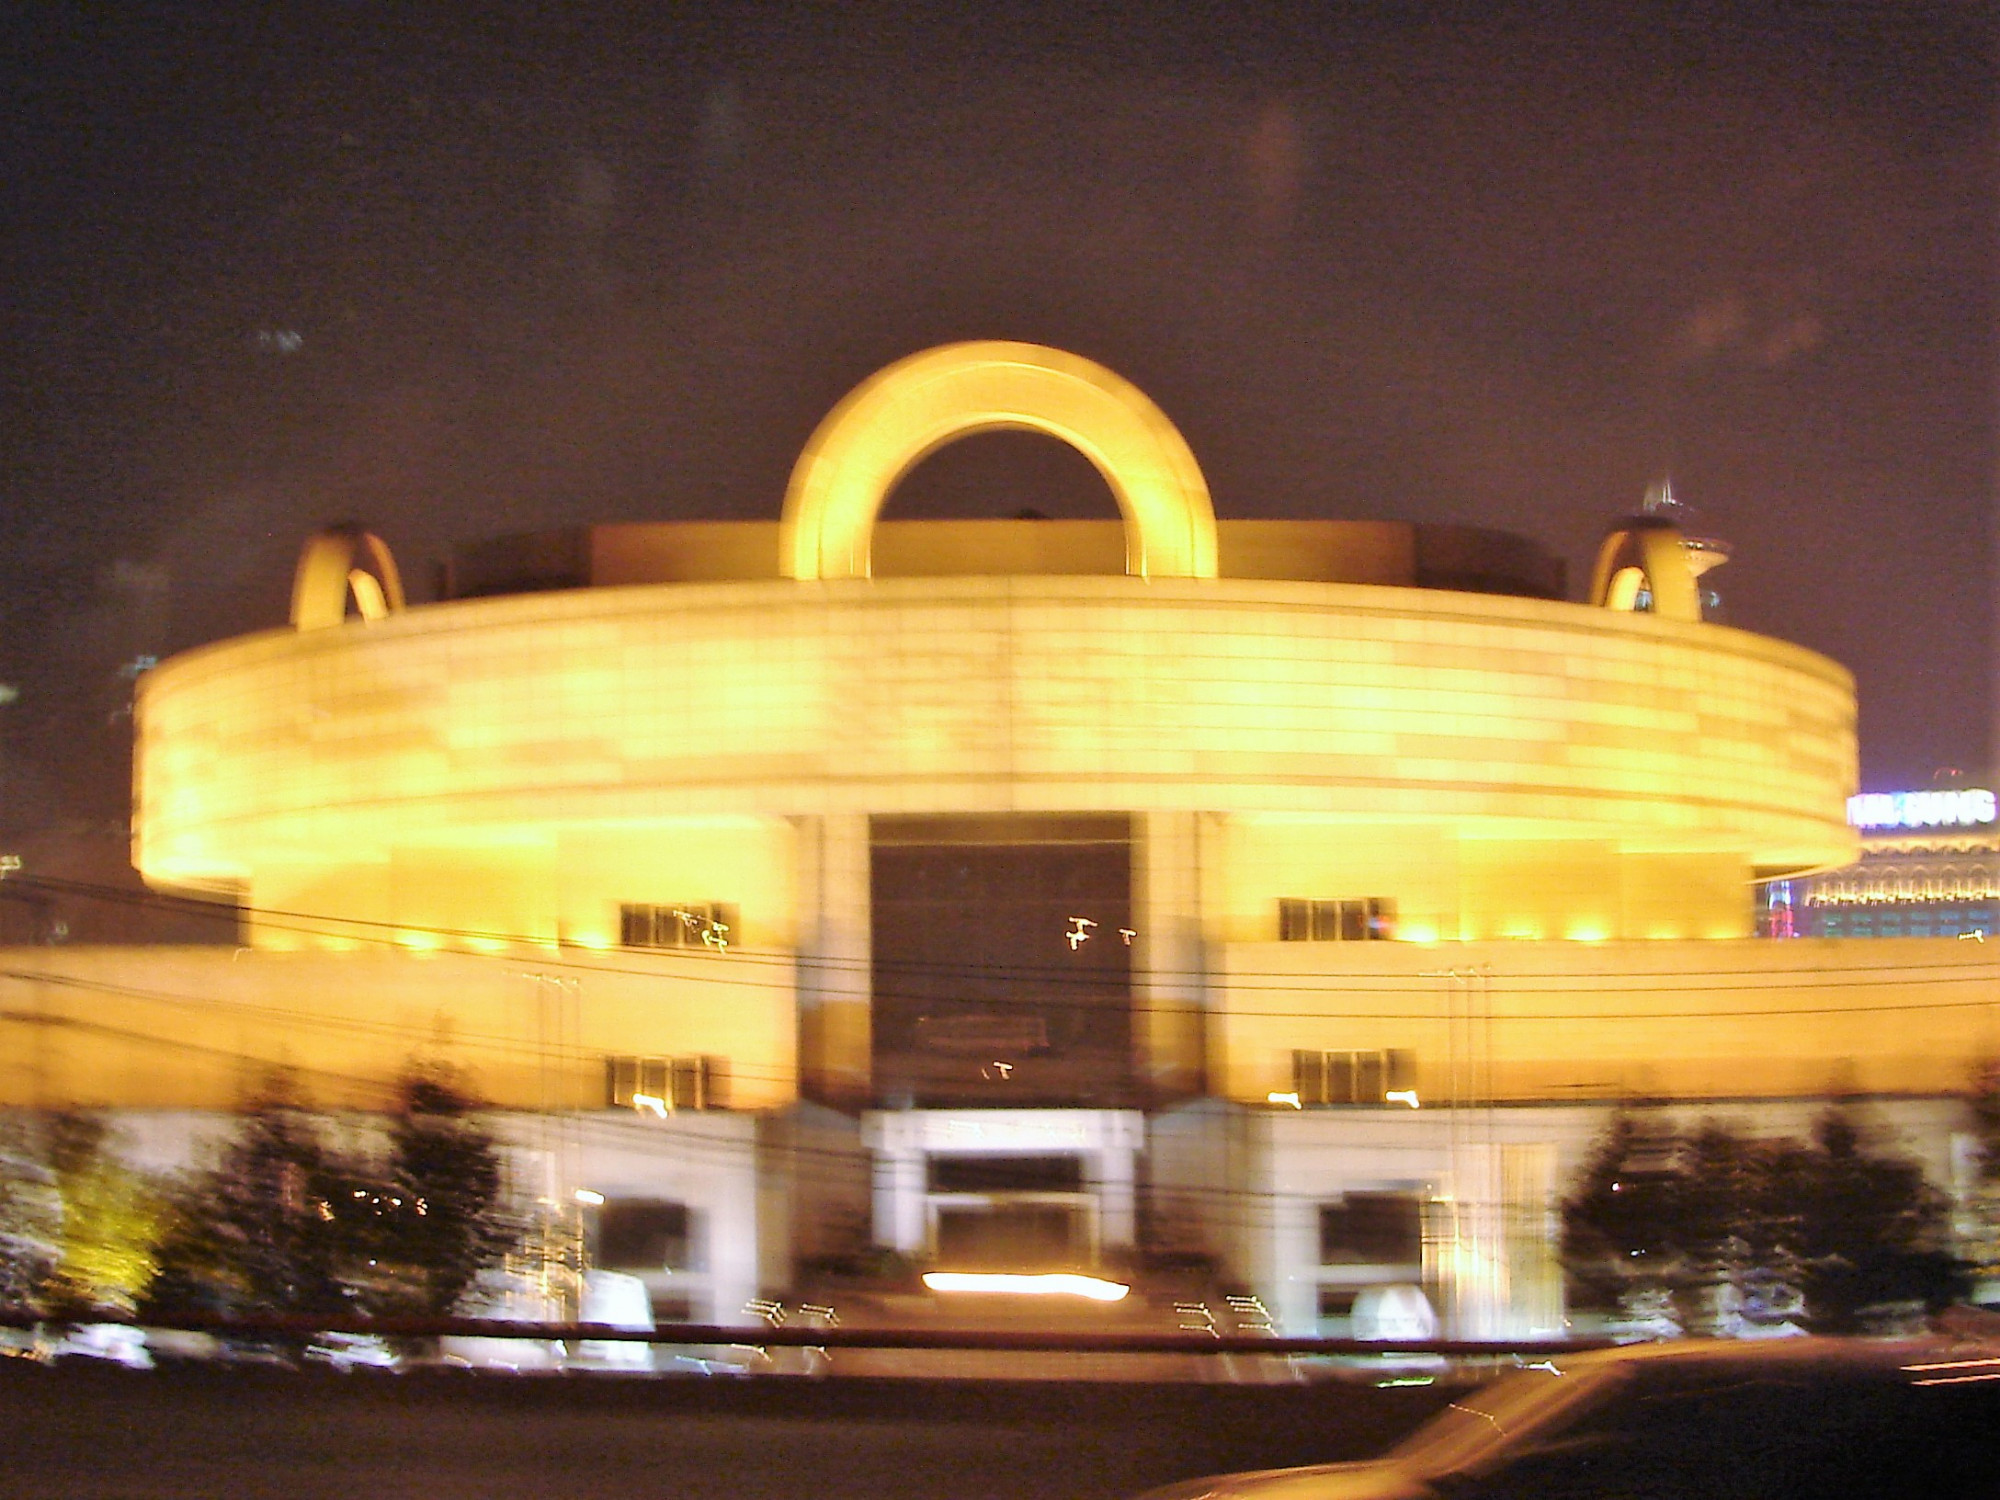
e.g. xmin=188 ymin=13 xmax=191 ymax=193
xmin=0 ymin=2 xmax=1991 ymax=912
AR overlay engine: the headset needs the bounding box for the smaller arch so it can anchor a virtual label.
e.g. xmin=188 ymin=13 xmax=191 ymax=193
xmin=291 ymin=524 xmax=407 ymax=631
xmin=1587 ymin=518 xmax=1700 ymax=623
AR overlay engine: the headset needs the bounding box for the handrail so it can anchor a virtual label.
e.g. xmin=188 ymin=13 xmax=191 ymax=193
xmin=0 ymin=1308 xmax=1609 ymax=1357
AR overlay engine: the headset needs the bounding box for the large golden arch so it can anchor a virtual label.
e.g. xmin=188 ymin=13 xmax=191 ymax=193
xmin=1588 ymin=518 xmax=1701 ymax=623
xmin=780 ymin=341 xmax=1219 ymax=581
xmin=291 ymin=524 xmax=406 ymax=630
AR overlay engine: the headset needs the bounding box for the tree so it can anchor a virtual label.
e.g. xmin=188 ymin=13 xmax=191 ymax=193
xmin=351 ymin=1067 xmax=519 ymax=1317
xmin=1959 ymin=1060 xmax=2000 ymax=1289
xmin=145 ymin=1064 xmax=520 ymax=1325
xmin=147 ymin=1074 xmax=355 ymax=1319
xmin=0 ymin=1118 xmax=59 ymax=1314
xmin=1773 ymin=1107 xmax=1961 ymax=1332
xmin=1559 ymin=1107 xmax=1685 ymax=1318
xmin=42 ymin=1114 xmax=167 ymax=1316
xmin=0 ymin=1114 xmax=166 ymax=1319
xmin=1561 ymin=1103 xmax=1962 ymax=1335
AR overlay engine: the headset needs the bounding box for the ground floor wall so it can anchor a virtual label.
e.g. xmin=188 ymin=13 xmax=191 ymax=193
xmin=61 ymin=1108 xmax=768 ymax=1326
xmin=1164 ymin=1095 xmax=1975 ymax=1339
xmin=15 ymin=1091 xmax=1984 ymax=1339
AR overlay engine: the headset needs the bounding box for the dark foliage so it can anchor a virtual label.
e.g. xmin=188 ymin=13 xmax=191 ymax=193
xmin=1561 ymin=1103 xmax=1963 ymax=1334
xmin=354 ymin=1068 xmax=519 ymax=1317
xmin=146 ymin=1075 xmax=353 ymax=1319
xmin=145 ymin=1066 xmax=517 ymax=1322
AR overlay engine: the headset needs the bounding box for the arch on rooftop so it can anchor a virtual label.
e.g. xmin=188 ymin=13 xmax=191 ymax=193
xmin=291 ymin=523 xmax=406 ymax=630
xmin=779 ymin=341 xmax=1218 ymax=581
xmin=1588 ymin=518 xmax=1700 ymax=623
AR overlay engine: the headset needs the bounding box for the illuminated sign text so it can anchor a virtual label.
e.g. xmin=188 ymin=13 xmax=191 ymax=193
xmin=1848 ymin=789 xmax=1996 ymax=830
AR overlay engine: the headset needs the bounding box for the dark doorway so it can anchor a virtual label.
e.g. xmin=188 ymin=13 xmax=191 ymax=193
xmin=871 ymin=815 xmax=1133 ymax=1107
xmin=934 ymin=1202 xmax=1087 ymax=1271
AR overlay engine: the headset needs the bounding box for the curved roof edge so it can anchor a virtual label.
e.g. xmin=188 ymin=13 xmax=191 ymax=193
xmin=444 ymin=518 xmax=1567 ymax=602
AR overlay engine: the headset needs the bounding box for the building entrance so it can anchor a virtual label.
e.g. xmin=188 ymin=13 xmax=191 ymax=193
xmin=870 ymin=815 xmax=1133 ymax=1108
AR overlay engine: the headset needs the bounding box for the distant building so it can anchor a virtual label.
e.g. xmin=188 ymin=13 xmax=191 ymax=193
xmin=1765 ymin=785 xmax=2000 ymax=939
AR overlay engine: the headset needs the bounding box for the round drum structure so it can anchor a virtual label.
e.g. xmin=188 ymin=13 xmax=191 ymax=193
xmin=134 ymin=340 xmax=1855 ymax=981
xmin=137 ymin=571 xmax=1854 ymax=886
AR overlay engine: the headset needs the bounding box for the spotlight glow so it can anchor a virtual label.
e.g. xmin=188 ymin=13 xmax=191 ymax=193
xmin=922 ymin=1272 xmax=1130 ymax=1302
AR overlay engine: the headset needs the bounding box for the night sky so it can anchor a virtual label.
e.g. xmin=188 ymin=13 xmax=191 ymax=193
xmin=1 ymin=3 xmax=1990 ymax=924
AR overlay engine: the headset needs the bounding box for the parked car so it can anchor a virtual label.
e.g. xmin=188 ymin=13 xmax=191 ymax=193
xmin=1132 ymin=1336 xmax=2000 ymax=1500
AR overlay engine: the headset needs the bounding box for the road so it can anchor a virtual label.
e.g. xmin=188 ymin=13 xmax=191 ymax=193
xmin=0 ymin=1362 xmax=1455 ymax=1500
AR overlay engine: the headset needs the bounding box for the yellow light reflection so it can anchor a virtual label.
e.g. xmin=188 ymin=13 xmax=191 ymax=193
xmin=922 ymin=1272 xmax=1130 ymax=1302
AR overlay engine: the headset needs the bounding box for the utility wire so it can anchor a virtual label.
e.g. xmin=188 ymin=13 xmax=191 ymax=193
xmin=10 ymin=874 xmax=2000 ymax=1003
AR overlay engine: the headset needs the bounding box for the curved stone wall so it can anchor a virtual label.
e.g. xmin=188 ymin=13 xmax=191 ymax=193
xmin=136 ymin=574 xmax=1856 ymax=889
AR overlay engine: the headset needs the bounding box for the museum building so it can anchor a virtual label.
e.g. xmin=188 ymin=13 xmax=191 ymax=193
xmin=6 ymin=341 xmax=1994 ymax=1337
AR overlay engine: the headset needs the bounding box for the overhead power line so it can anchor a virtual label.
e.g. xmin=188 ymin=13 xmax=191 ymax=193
xmin=10 ymin=874 xmax=2000 ymax=1003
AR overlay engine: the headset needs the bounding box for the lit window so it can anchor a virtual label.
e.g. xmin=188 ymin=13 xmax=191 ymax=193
xmin=1292 ymin=1048 xmax=1415 ymax=1105
xmin=618 ymin=902 xmax=737 ymax=951
xmin=1277 ymin=897 xmax=1397 ymax=941
xmin=605 ymin=1055 xmax=725 ymax=1110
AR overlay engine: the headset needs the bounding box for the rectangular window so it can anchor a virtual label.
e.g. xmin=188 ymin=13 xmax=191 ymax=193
xmin=1351 ymin=1050 xmax=1386 ymax=1102
xmin=1316 ymin=1285 xmax=1360 ymax=1319
xmin=1293 ymin=1048 xmax=1415 ymax=1105
xmin=1292 ymin=1048 xmax=1323 ymax=1103
xmin=618 ymin=902 xmax=735 ymax=951
xmin=670 ymin=1056 xmax=719 ymax=1109
xmin=1319 ymin=1192 xmax=1424 ymax=1265
xmin=928 ymin=1154 xmax=1086 ymax=1193
xmin=596 ymin=1198 xmax=691 ymax=1271
xmin=605 ymin=1055 xmax=725 ymax=1110
xmin=1277 ymin=897 xmax=1397 ymax=941
xmin=934 ymin=1203 xmax=1081 ymax=1271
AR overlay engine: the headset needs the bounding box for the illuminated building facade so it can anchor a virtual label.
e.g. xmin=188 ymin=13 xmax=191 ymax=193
xmin=1765 ymin=787 xmax=2000 ymax=940
xmin=5 ymin=341 xmax=1987 ymax=1336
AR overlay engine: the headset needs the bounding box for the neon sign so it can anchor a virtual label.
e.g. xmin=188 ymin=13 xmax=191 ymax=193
xmin=1847 ymin=789 xmax=1997 ymax=830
